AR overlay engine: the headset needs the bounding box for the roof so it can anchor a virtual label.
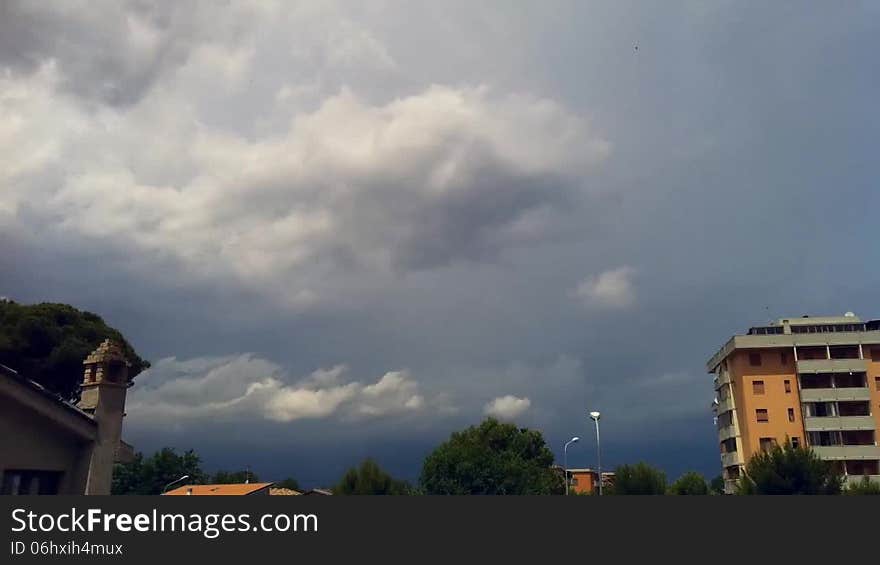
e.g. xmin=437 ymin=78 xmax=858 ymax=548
xmin=302 ymin=488 xmax=333 ymax=496
xmin=269 ymin=487 xmax=302 ymax=496
xmin=163 ymin=483 xmax=274 ymax=496
xmin=0 ymin=363 xmax=97 ymax=441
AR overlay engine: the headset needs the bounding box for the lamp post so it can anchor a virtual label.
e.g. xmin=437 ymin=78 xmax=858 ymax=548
xmin=563 ymin=437 xmax=580 ymax=495
xmin=163 ymin=474 xmax=190 ymax=494
xmin=589 ymin=411 xmax=602 ymax=495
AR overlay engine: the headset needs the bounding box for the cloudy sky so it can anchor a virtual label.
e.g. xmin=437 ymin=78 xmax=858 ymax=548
xmin=2 ymin=1 xmax=879 ymax=486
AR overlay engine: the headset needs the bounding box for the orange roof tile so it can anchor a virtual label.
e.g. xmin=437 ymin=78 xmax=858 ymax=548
xmin=163 ymin=483 xmax=273 ymax=496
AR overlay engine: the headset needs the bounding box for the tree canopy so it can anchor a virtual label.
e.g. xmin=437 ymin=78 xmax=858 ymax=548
xmin=609 ymin=463 xmax=667 ymax=495
xmin=737 ymin=441 xmax=843 ymax=495
xmin=420 ymin=418 xmax=564 ymax=495
xmin=112 ymin=448 xmax=206 ymax=495
xmin=668 ymin=471 xmax=709 ymax=495
xmin=275 ymin=477 xmax=301 ymax=492
xmin=0 ymin=300 xmax=149 ymax=400
xmin=334 ymin=459 xmax=411 ymax=495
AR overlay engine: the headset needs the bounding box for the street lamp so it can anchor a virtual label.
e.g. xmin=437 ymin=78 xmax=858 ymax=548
xmin=563 ymin=437 xmax=580 ymax=495
xmin=589 ymin=411 xmax=602 ymax=495
xmin=163 ymin=474 xmax=190 ymax=494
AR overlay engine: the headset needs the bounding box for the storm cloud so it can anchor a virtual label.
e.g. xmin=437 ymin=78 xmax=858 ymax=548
xmin=2 ymin=1 xmax=878 ymax=485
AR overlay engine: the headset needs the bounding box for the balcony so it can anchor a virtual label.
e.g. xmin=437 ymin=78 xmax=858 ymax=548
xmin=797 ymin=358 xmax=867 ymax=374
xmin=717 ymin=424 xmax=737 ymax=441
xmin=843 ymin=475 xmax=880 ymax=487
xmin=717 ymin=396 xmax=735 ymax=414
xmin=803 ymin=416 xmax=876 ymax=432
xmin=811 ymin=445 xmax=880 ymax=460
xmin=799 ymin=387 xmax=871 ymax=402
xmin=721 ymin=451 xmax=742 ymax=468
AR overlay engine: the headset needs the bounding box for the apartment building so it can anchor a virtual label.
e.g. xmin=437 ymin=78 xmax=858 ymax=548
xmin=707 ymin=313 xmax=880 ymax=493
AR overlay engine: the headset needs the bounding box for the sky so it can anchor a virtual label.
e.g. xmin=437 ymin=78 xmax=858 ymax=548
xmin=2 ymin=1 xmax=879 ymax=487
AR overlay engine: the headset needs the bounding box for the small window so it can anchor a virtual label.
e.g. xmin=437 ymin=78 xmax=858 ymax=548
xmin=749 ymin=352 xmax=762 ymax=366
xmin=759 ymin=437 xmax=776 ymax=451
xmin=752 ymin=380 xmax=765 ymax=395
xmin=788 ymin=408 xmax=795 ymax=422
xmin=781 ymin=351 xmax=788 ymax=364
xmin=756 ymin=409 xmax=769 ymax=422
xmin=875 ymin=377 xmax=880 ymax=391
xmin=791 ymin=437 xmax=800 ymax=449
xmin=784 ymin=380 xmax=791 ymax=393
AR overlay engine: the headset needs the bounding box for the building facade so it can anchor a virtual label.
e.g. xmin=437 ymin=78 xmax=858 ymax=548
xmin=0 ymin=339 xmax=134 ymax=495
xmin=708 ymin=314 xmax=880 ymax=493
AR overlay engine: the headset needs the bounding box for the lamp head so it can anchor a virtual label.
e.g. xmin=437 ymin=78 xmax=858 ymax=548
xmin=589 ymin=411 xmax=601 ymax=420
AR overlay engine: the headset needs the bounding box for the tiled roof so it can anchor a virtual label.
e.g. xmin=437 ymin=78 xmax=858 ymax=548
xmin=163 ymin=483 xmax=274 ymax=496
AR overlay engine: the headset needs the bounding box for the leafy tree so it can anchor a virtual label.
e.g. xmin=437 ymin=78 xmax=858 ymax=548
xmin=334 ymin=459 xmax=412 ymax=495
xmin=844 ymin=476 xmax=880 ymax=495
xmin=420 ymin=418 xmax=564 ymax=495
xmin=112 ymin=448 xmax=206 ymax=495
xmin=668 ymin=471 xmax=709 ymax=495
xmin=736 ymin=441 xmax=843 ymax=495
xmin=709 ymin=475 xmax=726 ymax=495
xmin=0 ymin=301 xmax=149 ymax=400
xmin=275 ymin=477 xmax=301 ymax=491
xmin=211 ymin=470 xmax=260 ymax=484
xmin=609 ymin=463 xmax=667 ymax=495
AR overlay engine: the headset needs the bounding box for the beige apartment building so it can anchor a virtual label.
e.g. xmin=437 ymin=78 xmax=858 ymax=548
xmin=708 ymin=313 xmax=880 ymax=493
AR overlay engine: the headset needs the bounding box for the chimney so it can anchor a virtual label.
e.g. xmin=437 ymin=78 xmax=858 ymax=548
xmin=77 ymin=339 xmax=133 ymax=495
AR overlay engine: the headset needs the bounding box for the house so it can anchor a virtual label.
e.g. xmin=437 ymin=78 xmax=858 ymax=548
xmin=164 ymin=483 xmax=274 ymax=496
xmin=567 ymin=469 xmax=616 ymax=495
xmin=0 ymin=339 xmax=135 ymax=495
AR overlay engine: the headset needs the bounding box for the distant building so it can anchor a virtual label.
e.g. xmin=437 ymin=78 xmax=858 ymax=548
xmin=0 ymin=339 xmax=135 ymax=495
xmin=302 ymin=488 xmax=333 ymax=496
xmin=164 ymin=483 xmax=274 ymax=496
xmin=708 ymin=313 xmax=880 ymax=493
xmin=567 ymin=469 xmax=614 ymax=495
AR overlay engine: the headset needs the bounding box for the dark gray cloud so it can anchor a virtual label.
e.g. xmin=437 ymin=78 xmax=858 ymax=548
xmin=2 ymin=1 xmax=878 ymax=485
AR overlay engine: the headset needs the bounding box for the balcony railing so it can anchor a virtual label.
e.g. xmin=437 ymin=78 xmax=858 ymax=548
xmin=811 ymin=445 xmax=880 ymax=460
xmin=796 ymin=358 xmax=868 ymax=374
xmin=717 ymin=424 xmax=737 ymax=441
xmin=717 ymin=396 xmax=735 ymax=414
xmin=803 ymin=416 xmax=876 ymax=432
xmin=721 ymin=451 xmax=742 ymax=468
xmin=799 ymin=387 xmax=871 ymax=402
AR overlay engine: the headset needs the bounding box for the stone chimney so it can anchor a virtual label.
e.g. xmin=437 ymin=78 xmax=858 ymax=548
xmin=77 ymin=339 xmax=132 ymax=495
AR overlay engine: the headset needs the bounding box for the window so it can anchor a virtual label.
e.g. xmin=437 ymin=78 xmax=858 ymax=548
xmin=784 ymin=379 xmax=791 ymax=393
xmin=756 ymin=409 xmax=769 ymax=422
xmin=759 ymin=437 xmax=777 ymax=451
xmin=1 ymin=471 xmax=61 ymax=495
xmin=749 ymin=352 xmax=762 ymax=366
xmin=752 ymin=380 xmax=765 ymax=395
xmin=788 ymin=408 xmax=795 ymax=422
xmin=875 ymin=377 xmax=880 ymax=391
xmin=791 ymin=437 xmax=800 ymax=449
xmin=781 ymin=351 xmax=788 ymax=364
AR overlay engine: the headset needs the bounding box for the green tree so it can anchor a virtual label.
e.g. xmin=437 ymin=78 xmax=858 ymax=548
xmin=609 ymin=463 xmax=667 ymax=495
xmin=0 ymin=301 xmax=149 ymax=400
xmin=112 ymin=448 xmax=206 ymax=495
xmin=668 ymin=471 xmax=709 ymax=495
xmin=275 ymin=477 xmax=301 ymax=491
xmin=420 ymin=418 xmax=564 ymax=495
xmin=211 ymin=470 xmax=260 ymax=484
xmin=709 ymin=475 xmax=726 ymax=495
xmin=736 ymin=441 xmax=843 ymax=495
xmin=334 ymin=459 xmax=411 ymax=495
xmin=844 ymin=476 xmax=880 ymax=495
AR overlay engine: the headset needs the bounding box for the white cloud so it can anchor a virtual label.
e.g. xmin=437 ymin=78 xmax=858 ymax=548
xmin=483 ymin=395 xmax=531 ymax=420
xmin=0 ymin=21 xmax=611 ymax=309
xmin=127 ymin=355 xmax=438 ymax=426
xmin=572 ymin=266 xmax=637 ymax=309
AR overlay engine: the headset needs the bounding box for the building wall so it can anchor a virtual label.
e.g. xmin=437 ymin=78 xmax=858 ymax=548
xmin=569 ymin=471 xmax=598 ymax=494
xmin=866 ymin=346 xmax=880 ymax=432
xmin=730 ymin=348 xmax=803 ymax=463
xmin=0 ymin=395 xmax=93 ymax=494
